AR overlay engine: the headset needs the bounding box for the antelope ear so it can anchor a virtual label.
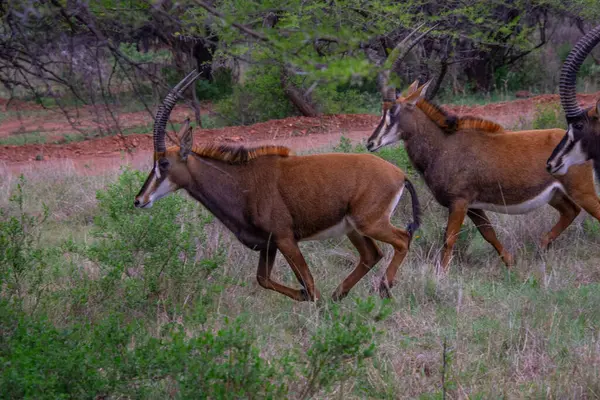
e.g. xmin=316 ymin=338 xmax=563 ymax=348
xmin=405 ymin=79 xmax=433 ymax=106
xmin=177 ymin=118 xmax=191 ymax=139
xmin=179 ymin=127 xmax=193 ymax=160
xmin=418 ymin=79 xmax=433 ymax=98
xmin=406 ymin=80 xmax=420 ymax=96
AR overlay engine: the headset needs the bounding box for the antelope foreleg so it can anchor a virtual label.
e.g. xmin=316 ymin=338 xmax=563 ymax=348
xmin=439 ymin=200 xmax=468 ymax=273
xmin=256 ymin=245 xmax=312 ymax=301
xmin=276 ymin=237 xmax=321 ymax=301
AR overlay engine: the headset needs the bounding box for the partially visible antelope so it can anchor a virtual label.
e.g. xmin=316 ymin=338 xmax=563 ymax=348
xmin=366 ymin=79 xmax=600 ymax=273
xmin=134 ymin=70 xmax=421 ymax=301
xmin=547 ymin=25 xmax=600 ymax=181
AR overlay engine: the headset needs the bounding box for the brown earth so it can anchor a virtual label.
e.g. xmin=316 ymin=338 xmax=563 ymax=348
xmin=1 ymin=92 xmax=599 ymax=176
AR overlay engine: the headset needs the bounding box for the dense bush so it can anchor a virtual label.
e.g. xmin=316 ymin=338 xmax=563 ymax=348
xmin=214 ymin=66 xmax=298 ymax=125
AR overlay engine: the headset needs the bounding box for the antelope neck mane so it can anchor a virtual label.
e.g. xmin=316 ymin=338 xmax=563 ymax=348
xmin=166 ymin=143 xmax=292 ymax=164
xmin=416 ymin=99 xmax=504 ymax=134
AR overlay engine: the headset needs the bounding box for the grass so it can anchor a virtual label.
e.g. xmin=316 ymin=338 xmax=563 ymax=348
xmin=0 ymin=131 xmax=47 ymax=146
xmin=2 ymin=140 xmax=600 ymax=398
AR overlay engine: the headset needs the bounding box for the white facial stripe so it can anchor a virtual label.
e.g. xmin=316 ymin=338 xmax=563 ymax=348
xmin=380 ymin=123 xmax=400 ymax=147
xmin=556 ymin=140 xmax=588 ymax=175
xmin=385 ymin=112 xmax=391 ymax=127
xmin=154 ymin=161 xmax=161 ymax=179
xmin=567 ymin=126 xmax=574 ymax=141
xmin=149 ymin=176 xmax=175 ymax=203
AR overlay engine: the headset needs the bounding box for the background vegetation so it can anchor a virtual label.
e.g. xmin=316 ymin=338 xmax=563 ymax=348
xmin=3 ymin=1 xmax=600 ymax=398
xmin=2 ymin=128 xmax=600 ymax=397
xmin=1 ymin=0 xmax=600 ymax=132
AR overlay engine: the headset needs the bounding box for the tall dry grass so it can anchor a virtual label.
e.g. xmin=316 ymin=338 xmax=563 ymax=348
xmin=2 ymin=140 xmax=600 ymax=398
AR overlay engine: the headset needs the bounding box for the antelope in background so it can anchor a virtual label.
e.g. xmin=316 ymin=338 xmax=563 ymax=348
xmin=547 ymin=25 xmax=600 ymax=181
xmin=134 ymin=70 xmax=421 ymax=302
xmin=366 ymin=79 xmax=600 ymax=273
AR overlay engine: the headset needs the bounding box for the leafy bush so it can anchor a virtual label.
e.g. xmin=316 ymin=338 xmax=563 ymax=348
xmin=82 ymin=167 xmax=222 ymax=318
xmin=532 ymin=103 xmax=567 ymax=130
xmin=214 ymin=66 xmax=297 ymax=125
xmin=314 ymin=84 xmax=380 ymax=115
xmin=300 ymin=298 xmax=389 ymax=398
xmin=0 ymin=305 xmax=289 ymax=399
xmin=0 ymin=296 xmax=386 ymax=399
xmin=0 ymin=176 xmax=51 ymax=308
xmin=195 ymin=68 xmax=235 ymax=101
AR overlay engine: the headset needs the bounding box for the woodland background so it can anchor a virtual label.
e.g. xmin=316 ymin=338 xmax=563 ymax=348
xmin=3 ymin=1 xmax=600 ymax=399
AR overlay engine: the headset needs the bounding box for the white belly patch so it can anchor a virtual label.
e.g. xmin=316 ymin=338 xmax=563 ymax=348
xmin=470 ymin=182 xmax=565 ymax=215
xmin=302 ymin=218 xmax=353 ymax=241
xmin=300 ymin=184 xmax=405 ymax=241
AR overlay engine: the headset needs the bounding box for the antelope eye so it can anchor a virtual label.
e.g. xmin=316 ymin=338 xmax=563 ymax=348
xmin=574 ymin=122 xmax=584 ymax=131
xmin=158 ymin=158 xmax=170 ymax=169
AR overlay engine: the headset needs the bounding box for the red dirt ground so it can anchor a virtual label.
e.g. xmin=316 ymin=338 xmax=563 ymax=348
xmin=1 ymin=92 xmax=599 ymax=176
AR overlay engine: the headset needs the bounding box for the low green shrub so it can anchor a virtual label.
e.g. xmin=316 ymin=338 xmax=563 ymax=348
xmin=532 ymin=103 xmax=567 ymax=130
xmin=0 ymin=176 xmax=51 ymax=309
xmin=214 ymin=66 xmax=297 ymax=125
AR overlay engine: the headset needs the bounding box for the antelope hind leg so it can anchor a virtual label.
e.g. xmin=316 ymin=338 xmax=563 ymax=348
xmin=467 ymin=209 xmax=514 ymax=267
xmin=332 ymin=230 xmax=383 ymax=301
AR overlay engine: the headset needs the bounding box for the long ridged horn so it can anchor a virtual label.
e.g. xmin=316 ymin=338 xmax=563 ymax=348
xmin=154 ymin=70 xmax=201 ymax=154
xmin=379 ymin=23 xmax=438 ymax=104
xmin=560 ymin=25 xmax=600 ymax=118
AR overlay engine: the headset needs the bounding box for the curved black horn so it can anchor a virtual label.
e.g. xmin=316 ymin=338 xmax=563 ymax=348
xmin=154 ymin=70 xmax=201 ymax=154
xmin=560 ymin=25 xmax=600 ymax=118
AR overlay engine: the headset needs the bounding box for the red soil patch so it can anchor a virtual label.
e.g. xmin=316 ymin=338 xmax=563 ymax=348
xmin=1 ymin=92 xmax=599 ymax=176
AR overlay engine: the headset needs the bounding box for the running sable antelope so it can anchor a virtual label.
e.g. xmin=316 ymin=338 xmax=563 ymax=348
xmin=134 ymin=70 xmax=421 ymax=301
xmin=366 ymin=79 xmax=600 ymax=273
xmin=547 ymin=25 xmax=600 ymax=178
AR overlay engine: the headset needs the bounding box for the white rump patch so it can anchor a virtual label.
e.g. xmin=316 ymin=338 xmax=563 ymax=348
xmin=388 ymin=186 xmax=404 ymax=216
xmin=470 ymin=182 xmax=565 ymax=215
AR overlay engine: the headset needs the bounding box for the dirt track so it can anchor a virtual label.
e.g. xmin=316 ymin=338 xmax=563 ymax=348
xmin=1 ymin=92 xmax=599 ymax=176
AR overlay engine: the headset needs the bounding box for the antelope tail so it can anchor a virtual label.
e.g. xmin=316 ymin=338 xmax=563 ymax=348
xmin=404 ymin=178 xmax=421 ymax=239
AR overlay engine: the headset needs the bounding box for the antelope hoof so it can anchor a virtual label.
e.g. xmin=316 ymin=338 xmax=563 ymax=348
xmin=435 ymin=263 xmax=446 ymax=276
xmin=299 ymin=288 xmax=320 ymax=302
xmin=299 ymin=288 xmax=311 ymax=301
xmin=540 ymin=239 xmax=553 ymax=251
xmin=502 ymin=252 xmax=515 ymax=268
xmin=331 ymin=289 xmax=348 ymax=302
xmin=378 ymin=279 xmax=393 ymax=299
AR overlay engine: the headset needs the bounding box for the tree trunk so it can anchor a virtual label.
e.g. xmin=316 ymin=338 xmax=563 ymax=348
xmin=280 ymin=68 xmax=319 ymax=117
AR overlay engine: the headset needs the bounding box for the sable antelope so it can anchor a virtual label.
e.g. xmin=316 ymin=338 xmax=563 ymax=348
xmin=134 ymin=70 xmax=421 ymax=301
xmin=366 ymin=80 xmax=600 ymax=273
xmin=547 ymin=25 xmax=600 ymax=177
